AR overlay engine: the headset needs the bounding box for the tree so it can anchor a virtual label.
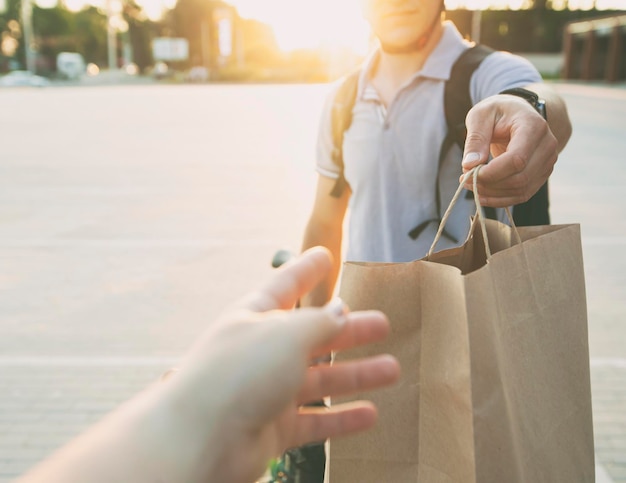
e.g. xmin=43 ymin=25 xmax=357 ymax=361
xmin=123 ymin=0 xmax=153 ymax=72
xmin=0 ymin=0 xmax=23 ymax=70
xmin=74 ymin=6 xmax=107 ymax=65
xmin=32 ymin=5 xmax=75 ymax=72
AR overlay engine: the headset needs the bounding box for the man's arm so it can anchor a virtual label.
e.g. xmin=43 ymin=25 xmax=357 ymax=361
xmin=300 ymin=175 xmax=350 ymax=307
xmin=461 ymin=82 xmax=572 ymax=208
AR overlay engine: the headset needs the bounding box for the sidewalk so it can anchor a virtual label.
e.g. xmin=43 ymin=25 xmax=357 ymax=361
xmin=0 ymin=80 xmax=624 ymax=482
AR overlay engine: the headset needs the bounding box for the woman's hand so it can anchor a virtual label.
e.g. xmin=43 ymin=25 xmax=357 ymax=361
xmin=165 ymin=247 xmax=400 ymax=483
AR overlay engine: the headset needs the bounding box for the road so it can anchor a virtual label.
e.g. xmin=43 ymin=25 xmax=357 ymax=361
xmin=0 ymin=81 xmax=624 ymax=481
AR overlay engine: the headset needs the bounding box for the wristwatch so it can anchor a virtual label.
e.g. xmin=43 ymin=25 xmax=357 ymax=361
xmin=499 ymin=87 xmax=547 ymax=121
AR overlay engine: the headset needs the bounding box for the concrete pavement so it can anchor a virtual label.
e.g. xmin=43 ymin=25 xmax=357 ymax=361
xmin=0 ymin=80 xmax=625 ymax=481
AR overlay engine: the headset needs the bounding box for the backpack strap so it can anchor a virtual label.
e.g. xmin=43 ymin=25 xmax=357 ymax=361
xmin=329 ymin=70 xmax=360 ymax=198
xmin=443 ymin=44 xmax=495 ymax=155
xmin=512 ymin=181 xmax=550 ymax=225
xmin=409 ymin=44 xmax=495 ymax=240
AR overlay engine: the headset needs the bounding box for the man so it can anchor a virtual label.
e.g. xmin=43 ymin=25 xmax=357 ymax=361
xmin=296 ymin=1 xmax=572 ymax=481
xmin=301 ymin=0 xmax=572 ymax=307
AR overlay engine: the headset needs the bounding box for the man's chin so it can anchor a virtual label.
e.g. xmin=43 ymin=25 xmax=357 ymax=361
xmin=380 ymin=38 xmax=425 ymax=54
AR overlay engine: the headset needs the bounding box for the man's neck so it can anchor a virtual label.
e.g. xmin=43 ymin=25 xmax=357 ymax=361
xmin=371 ymin=21 xmax=445 ymax=104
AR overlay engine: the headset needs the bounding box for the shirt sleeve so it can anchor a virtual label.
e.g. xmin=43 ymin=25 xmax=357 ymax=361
xmin=470 ymin=51 xmax=543 ymax=104
xmin=315 ymin=81 xmax=343 ymax=180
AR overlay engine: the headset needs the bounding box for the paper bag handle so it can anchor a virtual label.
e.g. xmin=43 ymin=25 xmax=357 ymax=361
xmin=427 ymin=166 xmax=521 ymax=260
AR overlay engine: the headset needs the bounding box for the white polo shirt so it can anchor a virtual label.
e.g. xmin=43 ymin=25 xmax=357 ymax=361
xmin=316 ymin=21 xmax=542 ymax=263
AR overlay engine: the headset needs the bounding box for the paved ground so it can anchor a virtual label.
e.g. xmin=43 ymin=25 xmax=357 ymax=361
xmin=0 ymin=80 xmax=624 ymax=482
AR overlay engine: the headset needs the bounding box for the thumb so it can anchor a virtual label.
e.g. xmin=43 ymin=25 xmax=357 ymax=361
xmin=239 ymin=247 xmax=333 ymax=313
xmin=461 ymin=104 xmax=496 ymax=171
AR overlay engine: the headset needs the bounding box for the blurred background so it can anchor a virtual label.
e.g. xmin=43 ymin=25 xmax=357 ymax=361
xmin=0 ymin=0 xmax=625 ymax=84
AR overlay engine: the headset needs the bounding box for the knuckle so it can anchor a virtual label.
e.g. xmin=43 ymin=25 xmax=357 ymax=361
xmin=464 ymin=132 xmax=489 ymax=147
xmin=510 ymin=152 xmax=529 ymax=173
xmin=538 ymin=118 xmax=551 ymax=135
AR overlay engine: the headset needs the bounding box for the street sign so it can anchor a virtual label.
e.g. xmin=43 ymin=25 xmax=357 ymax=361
xmin=152 ymin=38 xmax=189 ymax=62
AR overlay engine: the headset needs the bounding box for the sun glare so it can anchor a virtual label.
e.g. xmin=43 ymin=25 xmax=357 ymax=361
xmin=231 ymin=0 xmax=626 ymax=52
xmin=231 ymin=0 xmax=371 ymax=54
xmin=43 ymin=0 xmax=626 ymax=48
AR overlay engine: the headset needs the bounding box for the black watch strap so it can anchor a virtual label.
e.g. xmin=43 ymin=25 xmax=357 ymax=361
xmin=499 ymin=87 xmax=547 ymax=120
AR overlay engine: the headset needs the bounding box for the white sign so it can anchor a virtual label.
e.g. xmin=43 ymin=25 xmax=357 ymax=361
xmin=152 ymin=38 xmax=189 ymax=62
xmin=217 ymin=18 xmax=232 ymax=57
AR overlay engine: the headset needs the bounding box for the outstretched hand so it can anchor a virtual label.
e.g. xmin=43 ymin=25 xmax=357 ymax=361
xmin=460 ymin=93 xmax=559 ymax=207
xmin=174 ymin=247 xmax=400 ymax=483
xmin=14 ymin=248 xmax=399 ymax=483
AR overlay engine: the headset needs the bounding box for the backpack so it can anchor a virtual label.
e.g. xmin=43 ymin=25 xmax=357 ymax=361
xmin=328 ymin=44 xmax=550 ymax=237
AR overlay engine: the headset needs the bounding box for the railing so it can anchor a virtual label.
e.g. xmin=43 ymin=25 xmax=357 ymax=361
xmin=563 ymin=13 xmax=626 ymax=83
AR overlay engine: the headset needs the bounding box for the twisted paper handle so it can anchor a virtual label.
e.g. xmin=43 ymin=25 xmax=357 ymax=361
xmin=427 ymin=166 xmax=520 ymax=260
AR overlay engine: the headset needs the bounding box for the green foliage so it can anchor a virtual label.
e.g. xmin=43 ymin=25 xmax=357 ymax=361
xmin=0 ymin=0 xmax=21 ymax=70
xmin=1 ymin=0 xmax=155 ymax=73
xmin=0 ymin=0 xmax=19 ymax=21
xmin=124 ymin=1 xmax=154 ymax=72
xmin=32 ymin=5 xmax=74 ymax=36
xmin=74 ymin=6 xmax=107 ymax=64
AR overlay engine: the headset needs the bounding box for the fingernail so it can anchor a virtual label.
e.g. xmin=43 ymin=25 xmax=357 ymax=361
xmin=325 ymin=297 xmax=349 ymax=326
xmin=462 ymin=152 xmax=481 ymax=167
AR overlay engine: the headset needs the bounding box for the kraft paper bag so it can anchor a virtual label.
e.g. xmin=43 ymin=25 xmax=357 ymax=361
xmin=329 ymin=169 xmax=595 ymax=482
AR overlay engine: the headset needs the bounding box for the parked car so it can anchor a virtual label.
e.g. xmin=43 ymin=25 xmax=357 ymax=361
xmin=186 ymin=66 xmax=209 ymax=83
xmin=56 ymin=52 xmax=85 ymax=80
xmin=152 ymin=61 xmax=170 ymax=80
xmin=0 ymin=70 xmax=51 ymax=87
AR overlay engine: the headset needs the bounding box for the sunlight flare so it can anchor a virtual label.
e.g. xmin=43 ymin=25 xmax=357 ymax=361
xmin=232 ymin=0 xmax=371 ymax=53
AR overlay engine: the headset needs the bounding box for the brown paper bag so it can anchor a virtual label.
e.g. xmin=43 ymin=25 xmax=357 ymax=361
xmin=329 ymin=170 xmax=595 ymax=482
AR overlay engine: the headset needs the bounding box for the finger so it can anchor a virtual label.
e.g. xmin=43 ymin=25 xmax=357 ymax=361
xmin=288 ymin=402 xmax=379 ymax=448
xmin=501 ymin=112 xmax=552 ymax=162
xmin=296 ymin=355 xmax=400 ymax=405
xmin=309 ymin=310 xmax=390 ymax=360
xmin=239 ymin=247 xmax=333 ymax=312
xmin=460 ymin=152 xmax=526 ymax=200
xmin=462 ymin=152 xmax=554 ymax=206
xmin=270 ymin=302 xmax=350 ymax=360
xmin=476 ymin=129 xmax=551 ymax=185
xmin=462 ymin=105 xmax=498 ymax=170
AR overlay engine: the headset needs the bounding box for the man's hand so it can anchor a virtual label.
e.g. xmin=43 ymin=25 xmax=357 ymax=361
xmin=460 ymin=93 xmax=559 ymax=208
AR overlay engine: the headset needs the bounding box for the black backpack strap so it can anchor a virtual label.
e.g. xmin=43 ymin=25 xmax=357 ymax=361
xmin=443 ymin=44 xmax=495 ymax=154
xmin=409 ymin=45 xmax=495 ymax=241
xmin=513 ymin=181 xmax=550 ymax=226
xmin=441 ymin=45 xmax=497 ymax=220
xmin=329 ymin=70 xmax=360 ymax=198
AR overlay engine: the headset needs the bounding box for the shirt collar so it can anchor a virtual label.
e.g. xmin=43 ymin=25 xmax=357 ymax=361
xmin=420 ymin=21 xmax=472 ymax=81
xmin=357 ymin=21 xmax=472 ymax=100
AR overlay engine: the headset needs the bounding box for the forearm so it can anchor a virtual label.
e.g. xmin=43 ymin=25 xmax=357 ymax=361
xmin=16 ymin=382 xmax=223 ymax=483
xmin=525 ymin=82 xmax=572 ymax=152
